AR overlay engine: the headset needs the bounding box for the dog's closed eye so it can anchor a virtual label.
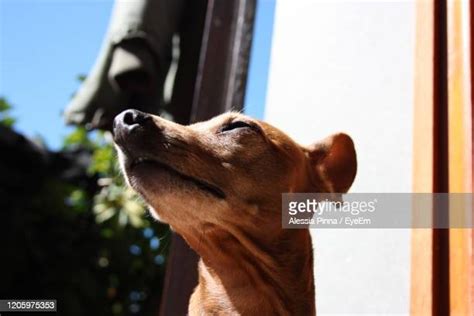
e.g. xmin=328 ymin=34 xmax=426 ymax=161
xmin=219 ymin=121 xmax=257 ymax=133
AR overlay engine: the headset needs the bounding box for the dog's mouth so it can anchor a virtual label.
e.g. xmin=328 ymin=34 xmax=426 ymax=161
xmin=128 ymin=157 xmax=226 ymax=200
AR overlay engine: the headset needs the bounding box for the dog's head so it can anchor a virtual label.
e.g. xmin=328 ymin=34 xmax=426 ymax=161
xmin=113 ymin=109 xmax=356 ymax=241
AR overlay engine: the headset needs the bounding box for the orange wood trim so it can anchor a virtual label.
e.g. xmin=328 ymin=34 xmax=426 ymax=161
xmin=412 ymin=0 xmax=451 ymax=314
xmin=447 ymin=0 xmax=472 ymax=194
xmin=411 ymin=0 xmax=436 ymax=314
xmin=448 ymin=0 xmax=473 ymax=314
xmin=471 ymin=0 xmax=474 ymax=309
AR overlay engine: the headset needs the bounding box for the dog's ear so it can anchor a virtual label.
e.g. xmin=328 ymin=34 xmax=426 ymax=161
xmin=307 ymin=133 xmax=357 ymax=193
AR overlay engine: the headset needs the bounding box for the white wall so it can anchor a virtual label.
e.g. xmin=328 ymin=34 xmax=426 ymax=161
xmin=265 ymin=0 xmax=415 ymax=314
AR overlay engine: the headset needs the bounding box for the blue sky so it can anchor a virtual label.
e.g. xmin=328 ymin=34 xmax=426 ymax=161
xmin=0 ymin=0 xmax=274 ymax=149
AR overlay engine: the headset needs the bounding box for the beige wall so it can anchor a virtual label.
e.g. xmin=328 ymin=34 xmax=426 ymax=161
xmin=265 ymin=0 xmax=415 ymax=313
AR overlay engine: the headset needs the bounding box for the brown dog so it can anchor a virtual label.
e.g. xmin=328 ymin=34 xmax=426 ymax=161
xmin=113 ymin=109 xmax=357 ymax=315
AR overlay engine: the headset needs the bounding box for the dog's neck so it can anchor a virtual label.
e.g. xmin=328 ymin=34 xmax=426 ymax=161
xmin=182 ymin=220 xmax=315 ymax=316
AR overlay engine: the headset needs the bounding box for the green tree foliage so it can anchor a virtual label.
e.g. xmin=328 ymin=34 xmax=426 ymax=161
xmin=0 ymin=97 xmax=16 ymax=127
xmin=1 ymin=97 xmax=170 ymax=316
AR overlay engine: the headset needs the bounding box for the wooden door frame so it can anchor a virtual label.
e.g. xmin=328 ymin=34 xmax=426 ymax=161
xmin=158 ymin=1 xmax=256 ymax=315
xmin=411 ymin=0 xmax=473 ymax=314
xmin=447 ymin=0 xmax=473 ymax=314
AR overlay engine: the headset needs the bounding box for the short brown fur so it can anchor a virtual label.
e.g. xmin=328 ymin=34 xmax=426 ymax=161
xmin=114 ymin=111 xmax=357 ymax=315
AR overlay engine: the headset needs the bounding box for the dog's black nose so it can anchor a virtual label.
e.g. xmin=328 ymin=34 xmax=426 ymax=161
xmin=114 ymin=109 xmax=151 ymax=131
xmin=113 ymin=109 xmax=152 ymax=143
